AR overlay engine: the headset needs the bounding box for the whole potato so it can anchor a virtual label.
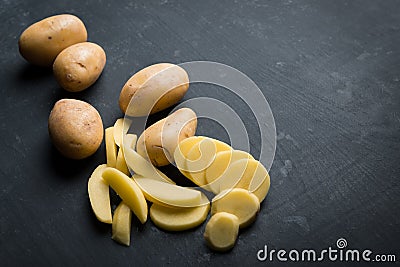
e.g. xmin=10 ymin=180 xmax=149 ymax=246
xmin=136 ymin=108 xmax=197 ymax=166
xmin=19 ymin=14 xmax=87 ymax=67
xmin=119 ymin=63 xmax=189 ymax=117
xmin=48 ymin=99 xmax=104 ymax=159
xmin=53 ymin=42 xmax=106 ymax=92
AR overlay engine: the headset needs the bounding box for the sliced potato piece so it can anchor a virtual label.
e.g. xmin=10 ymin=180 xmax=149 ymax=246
xmin=217 ymin=159 xmax=270 ymax=203
xmin=113 ymin=118 xmax=132 ymax=147
xmin=211 ymin=188 xmax=260 ymax=228
xmin=174 ymin=136 xmax=206 ymax=177
xmin=133 ymin=177 xmax=202 ymax=207
xmin=102 ymin=167 xmax=147 ymax=224
xmin=180 ymin=138 xmax=232 ymax=186
xmin=88 ymin=164 xmax=112 ymax=224
xmin=204 ymin=212 xmax=239 ymax=252
xmin=105 ymin=127 xmax=117 ymax=167
xmin=123 ymin=137 xmax=175 ymax=184
xmin=205 ymin=150 xmax=254 ymax=193
xmin=184 ymin=138 xmax=217 ymax=186
xmin=244 ymin=160 xmax=270 ymax=202
xmin=116 ymin=149 xmax=129 ymax=175
xmin=150 ymin=194 xmax=210 ymax=231
xmin=112 ymin=202 xmax=132 ymax=246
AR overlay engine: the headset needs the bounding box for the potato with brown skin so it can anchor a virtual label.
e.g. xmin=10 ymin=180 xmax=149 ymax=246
xmin=136 ymin=108 xmax=197 ymax=166
xmin=19 ymin=14 xmax=87 ymax=67
xmin=119 ymin=63 xmax=189 ymax=117
xmin=53 ymin=42 xmax=106 ymax=92
xmin=48 ymin=99 xmax=103 ymax=159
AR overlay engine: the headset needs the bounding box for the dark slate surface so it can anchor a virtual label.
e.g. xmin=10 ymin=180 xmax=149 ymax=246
xmin=0 ymin=0 xmax=399 ymax=266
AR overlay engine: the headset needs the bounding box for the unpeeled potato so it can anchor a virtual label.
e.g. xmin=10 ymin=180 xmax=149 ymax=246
xmin=19 ymin=14 xmax=87 ymax=67
xmin=119 ymin=63 xmax=189 ymax=116
xmin=136 ymin=108 xmax=197 ymax=166
xmin=48 ymin=99 xmax=103 ymax=159
xmin=53 ymin=42 xmax=106 ymax=92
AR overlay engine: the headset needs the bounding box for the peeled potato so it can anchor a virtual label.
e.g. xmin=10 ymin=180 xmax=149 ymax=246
xmin=112 ymin=202 xmax=132 ymax=246
xmin=87 ymin=164 xmax=112 ymax=224
xmin=204 ymin=212 xmax=239 ymax=252
xmin=133 ymin=177 xmax=203 ymax=207
xmin=113 ymin=118 xmax=132 ymax=147
xmin=150 ymin=194 xmax=210 ymax=231
xmin=211 ymin=188 xmax=260 ymax=228
xmin=101 ymin=168 xmax=147 ymax=224
xmin=105 ymin=127 xmax=117 ymax=167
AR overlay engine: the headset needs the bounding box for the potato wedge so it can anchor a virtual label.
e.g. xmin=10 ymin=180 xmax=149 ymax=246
xmin=211 ymin=188 xmax=260 ymax=228
xmin=150 ymin=194 xmax=210 ymax=231
xmin=87 ymin=164 xmax=112 ymax=224
xmin=102 ymin=168 xmax=147 ymax=224
xmin=123 ymin=133 xmax=137 ymax=150
xmin=123 ymin=139 xmax=175 ymax=184
xmin=204 ymin=212 xmax=239 ymax=252
xmin=105 ymin=127 xmax=117 ymax=167
xmin=133 ymin=177 xmax=203 ymax=207
xmin=116 ymin=149 xmax=129 ymax=176
xmin=112 ymin=202 xmax=132 ymax=246
xmin=113 ymin=118 xmax=132 ymax=147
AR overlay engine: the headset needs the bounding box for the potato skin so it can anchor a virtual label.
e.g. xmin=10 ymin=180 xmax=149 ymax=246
xmin=137 ymin=108 xmax=197 ymax=166
xmin=53 ymin=42 xmax=106 ymax=92
xmin=19 ymin=14 xmax=87 ymax=67
xmin=119 ymin=63 xmax=189 ymax=116
xmin=48 ymin=99 xmax=104 ymax=159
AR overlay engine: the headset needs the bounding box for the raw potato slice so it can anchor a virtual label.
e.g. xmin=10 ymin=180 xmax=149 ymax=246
xmin=116 ymin=149 xmax=129 ymax=175
xmin=204 ymin=212 xmax=239 ymax=252
xmin=184 ymin=138 xmax=217 ymax=186
xmin=219 ymin=159 xmax=270 ymax=196
xmin=180 ymin=137 xmax=232 ymax=186
xmin=88 ymin=164 xmax=112 ymax=224
xmin=112 ymin=202 xmax=132 ymax=246
xmin=113 ymin=118 xmax=132 ymax=147
xmin=149 ymin=194 xmax=210 ymax=231
xmin=133 ymin=177 xmax=202 ymax=207
xmin=105 ymin=127 xmax=117 ymax=167
xmin=243 ymin=160 xmax=270 ymax=202
xmin=174 ymin=136 xmax=206 ymax=177
xmin=123 ymin=137 xmax=175 ymax=184
xmin=205 ymin=150 xmax=254 ymax=193
xmin=211 ymin=188 xmax=260 ymax=228
xmin=102 ymin=167 xmax=148 ymax=224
